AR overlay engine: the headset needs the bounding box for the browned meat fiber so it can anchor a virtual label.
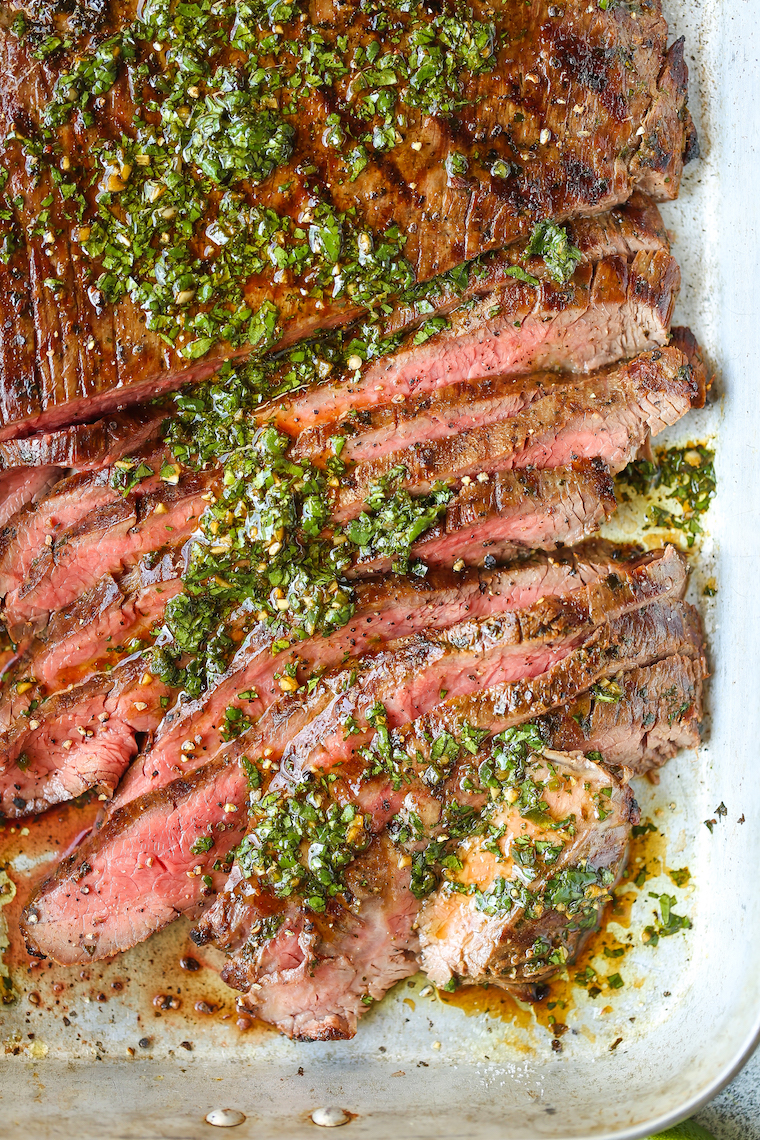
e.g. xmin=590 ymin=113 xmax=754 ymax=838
xmin=0 ymin=2 xmax=695 ymax=437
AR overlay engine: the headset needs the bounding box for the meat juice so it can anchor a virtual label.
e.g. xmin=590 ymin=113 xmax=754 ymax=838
xmin=0 ymin=800 xmax=277 ymax=1054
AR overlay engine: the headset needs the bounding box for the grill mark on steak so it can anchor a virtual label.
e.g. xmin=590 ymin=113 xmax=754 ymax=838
xmin=0 ymin=4 xmax=694 ymax=436
xmin=113 ymin=545 xmax=685 ymax=811
xmin=21 ymin=606 xmax=701 ymax=966
xmin=331 ymin=346 xmax=700 ymax=521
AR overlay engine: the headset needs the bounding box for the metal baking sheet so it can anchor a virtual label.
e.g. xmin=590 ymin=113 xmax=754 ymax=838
xmin=2 ymin=1 xmax=759 ymax=1135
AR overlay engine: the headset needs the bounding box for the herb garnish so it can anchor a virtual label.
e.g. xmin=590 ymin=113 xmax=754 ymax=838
xmin=616 ymin=444 xmax=716 ymax=547
xmin=524 ymin=221 xmax=582 ymax=285
xmin=643 ymin=893 xmax=692 ymax=946
xmin=235 ymin=780 xmax=371 ymax=912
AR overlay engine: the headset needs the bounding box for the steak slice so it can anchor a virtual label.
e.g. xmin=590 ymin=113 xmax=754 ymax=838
xmin=0 ymin=468 xmax=118 ymax=601
xmin=533 ymin=654 xmax=703 ymax=775
xmin=418 ymin=750 xmax=637 ymax=992
xmin=218 ymin=835 xmax=420 ymax=1041
xmin=0 ymin=466 xmax=63 ymax=529
xmin=0 ymin=552 xmax=184 ymax=730
xmin=269 ymin=600 xmax=696 ymax=795
xmin=0 ymin=448 xmax=173 ymax=603
xmin=268 ymin=247 xmax=680 ymax=437
xmin=346 ymin=461 xmax=616 ymax=577
xmin=0 ymin=658 xmax=172 ymax=819
xmin=0 ymin=3 xmax=694 ymax=436
xmin=2 ymin=469 xmax=214 ymax=632
xmin=297 ymin=340 xmax=703 ymax=472
xmin=114 ymin=544 xmax=685 ymax=810
xmin=331 ymin=345 xmax=701 ymax=521
xmin=22 ymin=752 xmax=250 ymax=964
xmin=391 ymin=601 xmax=705 ymax=771
xmin=22 ymin=606 xmax=700 ymax=966
xmin=0 ymin=406 xmax=167 ymax=472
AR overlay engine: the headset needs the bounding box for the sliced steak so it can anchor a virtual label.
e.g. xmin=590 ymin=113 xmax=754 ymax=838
xmin=197 ymin=645 xmax=701 ymax=1002
xmin=269 ymin=247 xmax=680 ymax=437
xmin=218 ymin=835 xmax=419 ymax=1041
xmin=0 ymin=468 xmax=125 ymax=603
xmin=392 ymin=600 xmax=705 ymax=771
xmin=22 ymin=752 xmax=250 ymax=963
xmin=115 ymin=545 xmax=685 ymax=810
xmin=418 ymin=750 xmax=636 ymax=991
xmin=0 ymin=658 xmax=172 ymax=819
xmin=374 ymin=191 xmax=670 ymax=345
xmin=295 ymin=340 xmax=704 ymax=471
xmin=33 ymin=554 xmax=183 ymax=690
xmin=534 ymin=654 xmax=703 ymax=774
xmin=2 ymin=469 xmax=214 ymax=632
xmin=332 ymin=345 xmax=701 ymax=521
xmin=22 ymin=604 xmax=699 ymax=966
xmin=0 ymin=448 xmax=173 ymax=603
xmin=0 ymin=406 xmax=167 ymax=472
xmin=269 ymin=600 xmax=696 ymax=795
xmin=0 ymin=4 xmax=694 ymax=436
xmin=0 ymin=466 xmax=63 ymax=529
xmin=346 ymin=461 xmax=616 ymax=577
xmin=0 ymin=551 xmax=184 ymax=729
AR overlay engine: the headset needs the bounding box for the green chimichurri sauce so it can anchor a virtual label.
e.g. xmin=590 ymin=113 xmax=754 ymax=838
xmin=616 ymin=443 xmax=716 ymax=547
xmin=5 ymin=0 xmax=582 ymax=361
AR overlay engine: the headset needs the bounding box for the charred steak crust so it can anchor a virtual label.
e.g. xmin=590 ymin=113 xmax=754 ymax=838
xmin=0 ymin=406 xmax=168 ymax=472
xmin=0 ymin=2 xmax=695 ymax=436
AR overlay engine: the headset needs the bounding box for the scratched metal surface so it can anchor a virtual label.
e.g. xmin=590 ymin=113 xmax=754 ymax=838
xmin=1 ymin=1 xmax=759 ymax=1136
